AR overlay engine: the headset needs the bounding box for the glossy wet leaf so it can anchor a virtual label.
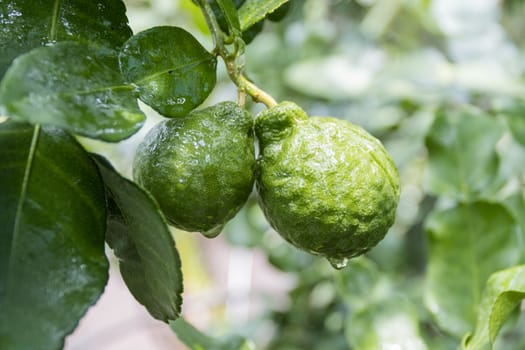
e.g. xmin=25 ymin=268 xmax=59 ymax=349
xmin=0 ymin=0 xmax=132 ymax=78
xmin=0 ymin=42 xmax=145 ymax=142
xmin=238 ymin=0 xmax=290 ymax=31
xmin=170 ymin=317 xmax=256 ymax=350
xmin=0 ymin=121 xmax=108 ymax=350
xmin=424 ymin=202 xmax=521 ymax=338
xmin=462 ymin=265 xmax=525 ymax=350
xmin=345 ymin=296 xmax=428 ymax=350
xmin=119 ymin=26 xmax=217 ymax=118
xmin=93 ymin=155 xmax=183 ymax=322
xmin=424 ymin=108 xmax=505 ymax=201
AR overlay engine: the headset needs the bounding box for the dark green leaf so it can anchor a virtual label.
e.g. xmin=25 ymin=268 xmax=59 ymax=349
xmin=462 ymin=265 xmax=525 ymax=350
xmin=170 ymin=317 xmax=255 ymax=350
xmin=0 ymin=42 xmax=145 ymax=142
xmin=238 ymin=0 xmax=290 ymax=31
xmin=0 ymin=0 xmax=132 ymax=78
xmin=424 ymin=107 xmax=505 ymax=201
xmin=0 ymin=121 xmax=108 ymax=350
xmin=92 ymin=155 xmax=183 ymax=322
xmin=119 ymin=26 xmax=217 ymax=118
xmin=424 ymin=202 xmax=521 ymax=337
xmin=216 ymin=0 xmax=241 ymax=33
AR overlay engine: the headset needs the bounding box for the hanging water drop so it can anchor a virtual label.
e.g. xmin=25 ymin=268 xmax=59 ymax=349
xmin=327 ymin=257 xmax=349 ymax=270
xmin=201 ymin=225 xmax=223 ymax=238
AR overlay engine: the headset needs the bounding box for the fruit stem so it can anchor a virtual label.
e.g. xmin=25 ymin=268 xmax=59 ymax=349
xmin=237 ymin=89 xmax=247 ymax=108
xmin=196 ymin=0 xmax=278 ymax=108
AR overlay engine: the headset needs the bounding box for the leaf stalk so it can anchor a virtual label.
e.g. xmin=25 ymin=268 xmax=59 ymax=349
xmin=196 ymin=0 xmax=277 ymax=108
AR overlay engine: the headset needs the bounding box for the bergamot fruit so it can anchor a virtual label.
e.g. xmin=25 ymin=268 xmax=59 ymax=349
xmin=255 ymin=101 xmax=400 ymax=268
xmin=133 ymin=101 xmax=255 ymax=237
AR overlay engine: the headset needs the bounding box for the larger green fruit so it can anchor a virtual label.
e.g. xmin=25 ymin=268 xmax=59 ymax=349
xmin=255 ymin=102 xmax=400 ymax=268
xmin=133 ymin=102 xmax=255 ymax=237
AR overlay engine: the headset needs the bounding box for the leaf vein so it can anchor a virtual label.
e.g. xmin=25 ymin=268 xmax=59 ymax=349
xmin=134 ymin=57 xmax=213 ymax=85
xmin=37 ymin=154 xmax=101 ymax=224
xmin=49 ymin=0 xmax=62 ymax=42
xmin=8 ymin=125 xmax=41 ymax=294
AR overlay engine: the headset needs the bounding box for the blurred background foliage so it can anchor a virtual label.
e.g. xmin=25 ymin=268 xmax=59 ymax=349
xmin=91 ymin=0 xmax=525 ymax=349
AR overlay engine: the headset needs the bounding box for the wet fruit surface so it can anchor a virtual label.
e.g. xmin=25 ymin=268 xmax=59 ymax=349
xmin=133 ymin=101 xmax=255 ymax=237
xmin=255 ymin=102 xmax=400 ymax=266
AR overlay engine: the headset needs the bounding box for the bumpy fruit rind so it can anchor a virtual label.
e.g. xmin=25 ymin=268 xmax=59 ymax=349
xmin=133 ymin=101 xmax=255 ymax=237
xmin=255 ymin=102 xmax=400 ymax=264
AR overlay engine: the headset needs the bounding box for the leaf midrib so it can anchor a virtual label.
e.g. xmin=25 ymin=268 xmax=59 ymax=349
xmin=6 ymin=0 xmax=62 ymax=292
xmin=10 ymin=84 xmax=135 ymax=111
xmin=133 ymin=57 xmax=213 ymax=85
xmin=50 ymin=0 xmax=62 ymax=42
xmin=7 ymin=125 xmax=41 ymax=294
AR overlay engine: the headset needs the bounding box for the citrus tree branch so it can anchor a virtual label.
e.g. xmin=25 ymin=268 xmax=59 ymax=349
xmin=196 ymin=0 xmax=277 ymax=108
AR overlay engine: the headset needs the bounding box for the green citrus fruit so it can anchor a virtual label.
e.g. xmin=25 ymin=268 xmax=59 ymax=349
xmin=133 ymin=102 xmax=255 ymax=237
xmin=255 ymin=102 xmax=400 ymax=268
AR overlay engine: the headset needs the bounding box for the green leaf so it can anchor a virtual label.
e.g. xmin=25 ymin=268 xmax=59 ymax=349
xmin=462 ymin=265 xmax=525 ymax=350
xmin=170 ymin=317 xmax=256 ymax=350
xmin=503 ymin=104 xmax=525 ymax=147
xmin=425 ymin=108 xmax=504 ymax=201
xmin=119 ymin=26 xmax=217 ymax=118
xmin=0 ymin=121 xmax=108 ymax=350
xmin=424 ymin=107 xmax=505 ymax=201
xmin=92 ymin=155 xmax=183 ymax=322
xmin=424 ymin=202 xmax=521 ymax=338
xmin=503 ymin=194 xmax=525 ymax=251
xmin=238 ymin=0 xmax=290 ymax=31
xmin=0 ymin=0 xmax=132 ymax=78
xmin=216 ymin=0 xmax=241 ymax=33
xmin=345 ymin=296 xmax=428 ymax=350
xmin=0 ymin=42 xmax=145 ymax=142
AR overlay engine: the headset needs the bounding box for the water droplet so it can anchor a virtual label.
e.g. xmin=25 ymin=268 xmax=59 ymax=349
xmin=201 ymin=225 xmax=223 ymax=238
xmin=176 ymin=97 xmax=186 ymax=105
xmin=327 ymin=257 xmax=349 ymax=270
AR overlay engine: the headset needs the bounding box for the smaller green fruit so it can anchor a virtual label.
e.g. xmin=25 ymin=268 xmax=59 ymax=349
xmin=255 ymin=102 xmax=400 ymax=268
xmin=133 ymin=102 xmax=255 ymax=237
